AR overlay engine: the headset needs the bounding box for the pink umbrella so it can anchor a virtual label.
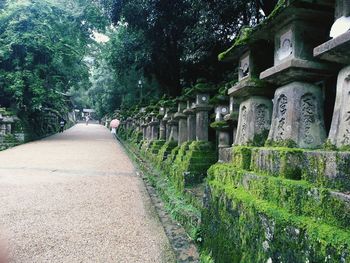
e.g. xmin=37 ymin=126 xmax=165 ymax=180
xmin=110 ymin=119 xmax=120 ymax=128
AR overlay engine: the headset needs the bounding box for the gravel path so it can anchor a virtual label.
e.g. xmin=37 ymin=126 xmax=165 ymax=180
xmin=0 ymin=124 xmax=175 ymax=263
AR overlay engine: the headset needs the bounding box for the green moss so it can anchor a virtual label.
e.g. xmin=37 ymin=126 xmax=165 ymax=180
xmin=155 ymin=140 xmax=178 ymax=169
xmin=265 ymin=139 xmax=298 ymax=148
xmin=210 ymin=121 xmax=229 ymax=129
xmin=232 ymin=146 xmax=252 ymax=170
xmin=117 ymin=135 xmax=202 ymax=244
xmin=209 ymin=94 xmax=229 ymax=105
xmin=247 ymin=130 xmax=269 ymax=147
xmin=169 ymin=141 xmax=217 ymax=192
xmin=251 ymin=147 xmax=303 ymax=180
xmin=208 ymin=164 xmax=350 ymax=229
xmin=339 ymin=145 xmax=350 ymax=152
xmin=218 ymin=27 xmax=253 ymax=61
xmin=323 ymin=139 xmax=337 ymax=151
xmin=202 ymin=179 xmax=350 ymax=263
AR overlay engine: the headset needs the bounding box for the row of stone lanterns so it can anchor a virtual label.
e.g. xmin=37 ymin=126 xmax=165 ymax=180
xmin=131 ymin=91 xmax=213 ymax=148
xmin=218 ymin=0 xmax=350 ymax=151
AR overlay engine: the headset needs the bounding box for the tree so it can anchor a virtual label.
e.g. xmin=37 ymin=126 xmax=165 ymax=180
xmin=97 ymin=0 xmax=263 ymax=98
xmin=0 ymin=0 xmax=106 ymax=136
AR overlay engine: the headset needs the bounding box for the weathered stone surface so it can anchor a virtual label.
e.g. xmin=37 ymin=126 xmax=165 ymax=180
xmin=218 ymin=130 xmax=230 ymax=148
xmin=195 ymin=110 xmax=210 ymax=141
xmin=314 ymin=30 xmax=350 ymax=64
xmin=228 ymin=78 xmax=275 ymax=98
xmin=260 ymin=58 xmax=336 ymax=85
xmin=328 ymin=65 xmax=350 ymax=148
xmin=168 ymin=119 xmax=178 ymax=142
xmin=186 ymin=113 xmax=196 ymax=142
xmin=177 ymin=118 xmax=187 ymax=145
xmin=193 ymin=94 xmax=211 ymax=142
xmin=184 ymin=101 xmax=196 ymax=142
xmin=165 ymin=124 xmax=171 ymax=141
xmin=218 ymin=147 xmax=232 ymax=163
xmin=235 ymin=96 xmax=272 ymax=146
xmin=273 ymin=20 xmax=329 ymax=65
xmin=202 ymin=179 xmax=350 ymax=263
xmin=150 ymin=123 xmax=159 ymax=140
xmin=250 ymin=147 xmax=350 ymax=192
xmin=159 ymin=121 xmax=166 ymax=140
xmin=163 ymin=109 xmax=174 ymax=142
xmin=267 ymin=82 xmax=326 ymax=149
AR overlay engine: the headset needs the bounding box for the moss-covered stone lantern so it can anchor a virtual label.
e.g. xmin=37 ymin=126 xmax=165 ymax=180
xmin=259 ymin=1 xmax=335 ymax=148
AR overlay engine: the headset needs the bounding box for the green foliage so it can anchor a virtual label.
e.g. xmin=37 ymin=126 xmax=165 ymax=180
xmin=210 ymin=121 xmax=229 ymax=130
xmin=91 ymin=0 xmax=262 ymax=115
xmin=0 ymin=0 xmax=106 ymax=136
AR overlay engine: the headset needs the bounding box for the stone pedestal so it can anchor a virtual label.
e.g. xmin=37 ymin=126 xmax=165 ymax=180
xmin=150 ymin=123 xmax=159 ymax=140
xmin=126 ymin=118 xmax=133 ymax=130
xmin=235 ymin=96 xmax=272 ymax=146
xmin=159 ymin=120 xmax=166 ymax=140
xmin=187 ymin=114 xmax=196 ymax=141
xmin=174 ymin=102 xmax=188 ymax=145
xmin=177 ymin=118 xmax=187 ymax=145
xmin=184 ymin=101 xmax=196 ymax=142
xmin=163 ymin=108 xmax=174 ymax=141
xmin=146 ymin=125 xmax=151 ymax=140
xmin=193 ymin=94 xmax=211 ymax=141
xmin=328 ymin=66 xmax=350 ymax=147
xmin=141 ymin=124 xmax=147 ymax=140
xmin=166 ymin=123 xmax=171 ymax=141
xmin=267 ymin=82 xmax=326 ymax=148
xmin=168 ymin=119 xmax=178 ymax=142
xmin=195 ymin=109 xmax=210 ymax=141
xmin=218 ymin=130 xmax=230 ymax=148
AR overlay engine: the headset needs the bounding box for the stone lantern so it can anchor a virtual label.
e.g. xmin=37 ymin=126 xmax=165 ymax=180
xmin=259 ymin=3 xmax=334 ymax=148
xmin=214 ymin=104 xmax=230 ymax=148
xmin=228 ymin=45 xmax=274 ymax=146
xmin=149 ymin=112 xmax=159 ymax=141
xmin=314 ymin=0 xmax=350 ymax=148
xmin=167 ymin=108 xmax=178 ymax=142
xmin=162 ymin=108 xmax=172 ymax=141
xmin=183 ymin=100 xmax=196 ymax=142
xmin=145 ymin=115 xmax=152 ymax=140
xmin=158 ymin=107 xmax=166 ymax=140
xmin=225 ymin=96 xmax=240 ymax=143
xmin=193 ymin=93 xmax=212 ymax=141
xmin=140 ymin=117 xmax=148 ymax=141
xmin=126 ymin=117 xmax=133 ymax=131
xmin=174 ymin=100 xmax=187 ymax=145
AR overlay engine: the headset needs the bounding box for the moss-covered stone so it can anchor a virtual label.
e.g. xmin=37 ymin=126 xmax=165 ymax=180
xmin=251 ymin=147 xmax=303 ymax=180
xmin=208 ymin=164 xmax=350 ymax=229
xmin=231 ymin=146 xmax=253 ymax=170
xmin=169 ymin=141 xmax=217 ymax=192
xmin=251 ymin=147 xmax=350 ymax=191
xmin=149 ymin=140 xmax=166 ymax=156
xmin=202 ymin=179 xmax=350 ymax=263
xmin=155 ymin=141 xmax=178 ymax=169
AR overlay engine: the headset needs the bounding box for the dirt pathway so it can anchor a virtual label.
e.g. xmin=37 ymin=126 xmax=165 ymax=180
xmin=0 ymin=124 xmax=175 ymax=263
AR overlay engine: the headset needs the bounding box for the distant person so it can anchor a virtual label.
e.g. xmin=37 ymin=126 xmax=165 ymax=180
xmin=85 ymin=115 xmax=90 ymax=126
xmin=59 ymin=118 xmax=66 ymax=133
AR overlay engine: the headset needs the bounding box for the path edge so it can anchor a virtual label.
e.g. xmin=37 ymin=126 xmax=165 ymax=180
xmin=114 ymin=135 xmax=201 ymax=263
